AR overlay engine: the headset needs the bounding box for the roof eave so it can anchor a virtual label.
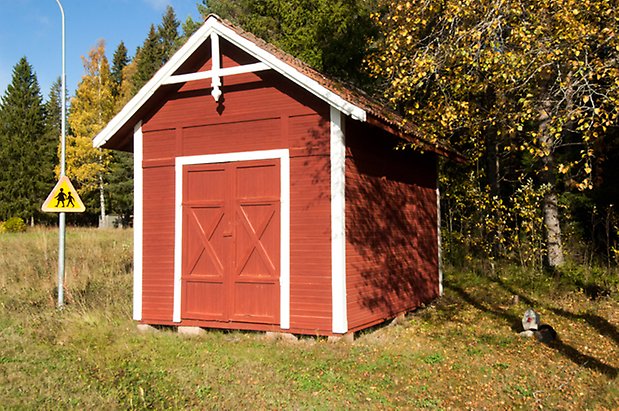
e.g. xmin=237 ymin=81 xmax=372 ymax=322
xmin=93 ymin=15 xmax=367 ymax=150
xmin=365 ymin=114 xmax=466 ymax=163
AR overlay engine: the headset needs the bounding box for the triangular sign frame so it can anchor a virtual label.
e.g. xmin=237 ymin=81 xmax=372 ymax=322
xmin=42 ymin=176 xmax=86 ymax=213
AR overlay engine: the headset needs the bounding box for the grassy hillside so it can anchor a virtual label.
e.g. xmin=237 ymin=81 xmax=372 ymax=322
xmin=1 ymin=227 xmax=617 ymax=409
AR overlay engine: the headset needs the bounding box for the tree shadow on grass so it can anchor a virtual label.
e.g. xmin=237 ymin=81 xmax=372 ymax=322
xmin=493 ymin=276 xmax=619 ymax=347
xmin=444 ymin=281 xmax=618 ymax=379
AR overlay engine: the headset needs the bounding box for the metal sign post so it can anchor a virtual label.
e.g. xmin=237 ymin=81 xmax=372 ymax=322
xmin=55 ymin=0 xmax=66 ymax=308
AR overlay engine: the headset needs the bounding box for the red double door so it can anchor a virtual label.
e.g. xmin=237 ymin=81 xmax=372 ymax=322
xmin=181 ymin=159 xmax=280 ymax=325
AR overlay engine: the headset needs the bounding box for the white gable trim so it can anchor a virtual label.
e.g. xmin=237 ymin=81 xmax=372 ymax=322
xmin=93 ymin=16 xmax=366 ymax=148
xmin=209 ymin=32 xmax=223 ymax=101
xmin=172 ymin=149 xmax=291 ymax=329
xmin=162 ymin=62 xmax=270 ymax=85
xmin=212 ymin=22 xmax=366 ymax=122
xmin=93 ymin=22 xmax=215 ymax=148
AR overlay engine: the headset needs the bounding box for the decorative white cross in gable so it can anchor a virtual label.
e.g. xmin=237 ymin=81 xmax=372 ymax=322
xmin=161 ymin=33 xmax=270 ymax=102
xmin=93 ymin=15 xmax=365 ymax=149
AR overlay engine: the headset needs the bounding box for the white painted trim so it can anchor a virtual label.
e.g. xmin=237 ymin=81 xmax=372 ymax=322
xmin=172 ymin=149 xmax=291 ymax=328
xmin=279 ymin=154 xmax=291 ymax=330
xmin=330 ymin=107 xmax=348 ymax=334
xmin=93 ymin=23 xmax=216 ymax=148
xmin=162 ymin=62 xmax=270 ymax=85
xmin=210 ymin=32 xmax=222 ymax=101
xmin=213 ymin=22 xmax=366 ymax=122
xmin=437 ymin=187 xmax=443 ymax=296
xmin=93 ymin=16 xmax=366 ymax=149
xmin=133 ymin=122 xmax=144 ymax=321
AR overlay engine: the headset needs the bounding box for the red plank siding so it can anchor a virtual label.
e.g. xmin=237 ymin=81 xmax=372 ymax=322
xmin=181 ymin=117 xmax=282 ymax=156
xmin=289 ymin=153 xmax=332 ymax=332
xmin=345 ymin=119 xmax=439 ymax=332
xmin=142 ymin=165 xmax=175 ymax=321
xmin=142 ymin=129 xmax=175 ymax=160
xmin=139 ymin=44 xmax=334 ymax=333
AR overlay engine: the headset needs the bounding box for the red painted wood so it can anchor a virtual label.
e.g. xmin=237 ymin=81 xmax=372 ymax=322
xmin=232 ymin=161 xmax=280 ymax=323
xmin=344 ymin=119 xmax=439 ymax=331
xmin=181 ymin=117 xmax=281 ymax=157
xmin=288 ymin=154 xmax=332 ymax=332
xmin=181 ymin=160 xmax=280 ymax=325
xmin=140 ymin=66 xmax=333 ymax=331
xmin=182 ymin=164 xmax=227 ymax=320
xmin=132 ymin=27 xmax=445 ymax=336
xmin=141 ymin=165 xmax=175 ymax=321
xmin=142 ymin=129 xmax=175 ymax=160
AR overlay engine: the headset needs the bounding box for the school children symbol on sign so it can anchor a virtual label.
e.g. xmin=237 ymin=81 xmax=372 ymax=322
xmin=42 ymin=176 xmax=85 ymax=212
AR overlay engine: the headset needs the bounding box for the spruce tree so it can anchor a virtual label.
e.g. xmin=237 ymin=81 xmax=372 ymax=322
xmin=45 ymin=78 xmax=63 ymax=139
xmin=111 ymin=41 xmax=130 ymax=98
xmin=132 ymin=7 xmax=182 ymax=95
xmin=199 ymin=0 xmax=377 ymax=85
xmin=0 ymin=57 xmax=51 ymax=222
xmin=132 ymin=24 xmax=163 ymax=94
xmin=108 ymin=43 xmax=134 ymax=226
xmin=181 ymin=15 xmax=201 ymax=42
xmin=158 ymin=5 xmax=180 ymax=64
xmin=42 ymin=77 xmax=63 ymax=220
xmin=105 ymin=150 xmax=133 ymax=225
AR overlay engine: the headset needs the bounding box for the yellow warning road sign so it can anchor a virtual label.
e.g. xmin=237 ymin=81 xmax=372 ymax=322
xmin=42 ymin=176 xmax=85 ymax=213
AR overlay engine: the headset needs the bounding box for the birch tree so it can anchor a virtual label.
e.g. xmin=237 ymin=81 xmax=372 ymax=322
xmin=66 ymin=40 xmax=115 ymax=225
xmin=367 ymin=0 xmax=619 ymax=267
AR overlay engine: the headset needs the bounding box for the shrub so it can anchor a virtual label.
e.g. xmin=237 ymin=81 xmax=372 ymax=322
xmin=2 ymin=217 xmax=27 ymax=233
xmin=558 ymin=263 xmax=618 ymax=299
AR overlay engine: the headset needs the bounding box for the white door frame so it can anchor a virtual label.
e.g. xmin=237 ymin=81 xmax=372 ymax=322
xmin=172 ymin=149 xmax=290 ymax=329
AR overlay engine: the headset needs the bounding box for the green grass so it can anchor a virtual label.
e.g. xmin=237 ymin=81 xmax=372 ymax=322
xmin=1 ymin=227 xmax=618 ymax=409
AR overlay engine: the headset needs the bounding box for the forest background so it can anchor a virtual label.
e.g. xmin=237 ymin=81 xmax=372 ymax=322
xmin=0 ymin=0 xmax=617 ymax=287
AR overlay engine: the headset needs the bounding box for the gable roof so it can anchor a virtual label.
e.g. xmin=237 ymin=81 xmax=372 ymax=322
xmin=93 ymin=15 xmax=462 ymax=161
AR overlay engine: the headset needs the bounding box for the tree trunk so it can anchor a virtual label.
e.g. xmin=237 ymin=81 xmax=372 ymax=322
xmin=98 ymin=173 xmax=106 ymax=228
xmin=485 ymin=125 xmax=500 ymax=198
xmin=538 ymin=103 xmax=565 ymax=268
xmin=542 ymin=190 xmax=564 ymax=267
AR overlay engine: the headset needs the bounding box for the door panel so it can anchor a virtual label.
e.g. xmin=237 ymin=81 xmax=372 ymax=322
xmin=181 ymin=160 xmax=280 ymax=324
xmin=181 ymin=165 xmax=228 ymax=320
xmin=236 ymin=204 xmax=277 ymax=277
xmin=185 ymin=207 xmax=225 ymax=277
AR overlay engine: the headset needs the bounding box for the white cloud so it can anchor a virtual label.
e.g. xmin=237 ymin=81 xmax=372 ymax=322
xmin=142 ymin=0 xmax=171 ymax=12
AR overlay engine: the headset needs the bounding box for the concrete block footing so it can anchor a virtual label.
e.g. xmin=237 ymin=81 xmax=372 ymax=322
xmin=265 ymin=331 xmax=298 ymax=342
xmin=389 ymin=312 xmax=407 ymax=326
xmin=177 ymin=326 xmax=207 ymax=336
xmin=136 ymin=324 xmax=158 ymax=333
xmin=328 ymin=332 xmax=354 ymax=343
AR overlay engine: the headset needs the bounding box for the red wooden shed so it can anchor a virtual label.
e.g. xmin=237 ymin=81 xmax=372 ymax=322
xmin=94 ymin=15 xmax=457 ymax=337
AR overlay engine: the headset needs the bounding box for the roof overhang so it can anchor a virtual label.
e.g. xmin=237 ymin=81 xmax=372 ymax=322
xmin=93 ymin=14 xmax=366 ymax=150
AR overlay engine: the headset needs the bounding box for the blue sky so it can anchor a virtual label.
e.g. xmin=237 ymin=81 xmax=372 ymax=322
xmin=0 ymin=0 xmax=201 ymax=98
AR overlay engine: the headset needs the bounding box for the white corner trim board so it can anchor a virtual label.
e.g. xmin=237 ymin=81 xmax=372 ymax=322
xmin=437 ymin=187 xmax=443 ymax=296
xmin=133 ymin=122 xmax=144 ymax=321
xmin=330 ymin=107 xmax=348 ymax=334
xmin=172 ymin=149 xmax=291 ymax=329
